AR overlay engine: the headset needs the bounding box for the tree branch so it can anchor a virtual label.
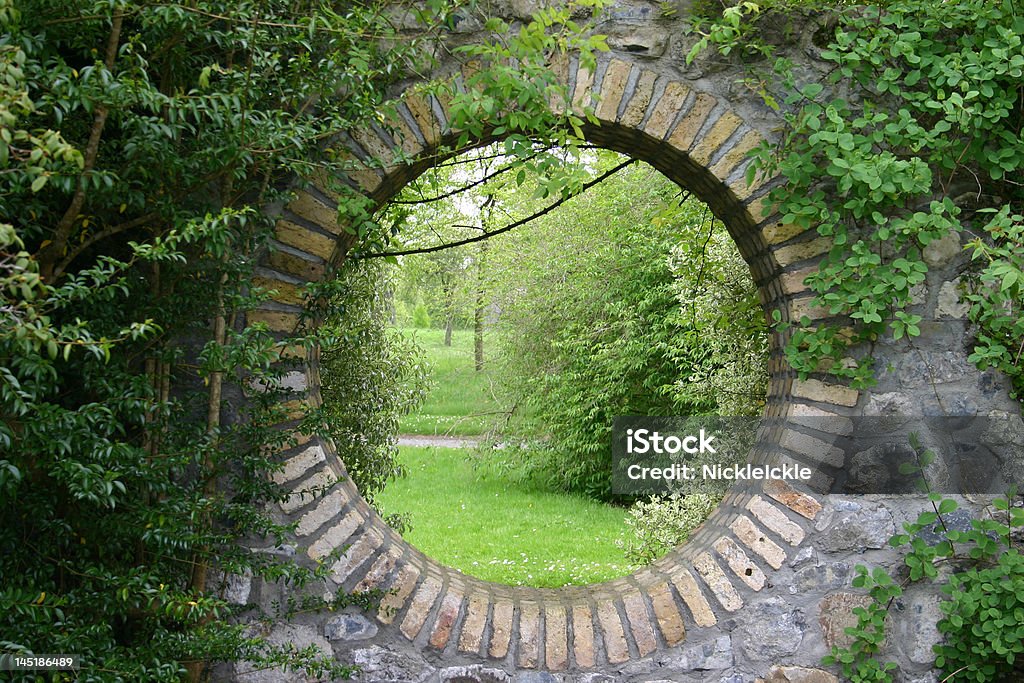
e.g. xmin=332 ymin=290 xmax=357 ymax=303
xmin=392 ymin=148 xmax=551 ymax=205
xmin=360 ymin=157 xmax=637 ymax=259
xmin=51 ymin=211 xmax=162 ymax=280
xmin=40 ymin=10 xmax=124 ymax=281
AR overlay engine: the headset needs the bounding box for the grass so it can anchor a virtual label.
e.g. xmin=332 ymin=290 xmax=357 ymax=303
xmin=375 ymin=446 xmax=634 ymax=587
xmin=398 ymin=327 xmax=502 ymax=436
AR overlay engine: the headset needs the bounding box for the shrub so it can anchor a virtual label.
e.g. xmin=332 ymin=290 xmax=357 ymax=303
xmin=617 ymin=493 xmax=720 ymax=565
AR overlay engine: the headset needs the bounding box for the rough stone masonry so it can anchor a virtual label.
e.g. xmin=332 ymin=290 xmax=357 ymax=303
xmin=225 ymin=0 xmax=1024 ymax=680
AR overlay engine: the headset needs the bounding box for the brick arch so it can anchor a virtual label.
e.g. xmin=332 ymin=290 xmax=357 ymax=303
xmin=245 ymin=53 xmax=868 ymax=677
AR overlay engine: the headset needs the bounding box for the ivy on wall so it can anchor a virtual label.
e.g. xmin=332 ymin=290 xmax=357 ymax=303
xmin=698 ymin=0 xmax=1024 ymax=393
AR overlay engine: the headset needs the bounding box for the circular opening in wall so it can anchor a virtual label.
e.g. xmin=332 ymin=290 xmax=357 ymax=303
xmin=317 ymin=142 xmax=771 ymax=588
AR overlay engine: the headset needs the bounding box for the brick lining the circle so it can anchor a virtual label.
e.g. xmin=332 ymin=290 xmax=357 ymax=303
xmin=247 ymin=54 xmax=862 ymax=672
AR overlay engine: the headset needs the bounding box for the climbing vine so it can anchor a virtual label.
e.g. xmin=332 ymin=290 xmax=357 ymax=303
xmin=698 ymin=0 xmax=1024 ymax=391
xmin=822 ymin=438 xmax=1024 ymax=682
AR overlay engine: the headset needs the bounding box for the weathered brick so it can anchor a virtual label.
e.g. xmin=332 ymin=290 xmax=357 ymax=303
xmin=288 ymin=191 xmax=337 ymax=228
xmin=693 ymin=552 xmax=742 ymax=612
xmin=789 ymin=296 xmax=831 ymax=322
xmin=351 ymin=128 xmax=396 ymax=169
xmin=622 ymin=592 xmax=657 ymax=657
xmin=404 ymin=92 xmax=443 ymax=145
xmin=690 ymin=111 xmax=744 ymax=166
xmin=488 ymin=600 xmax=515 ymax=658
xmin=544 ymin=604 xmax=568 ymax=671
xmin=643 ymin=81 xmax=690 ymax=140
xmin=762 ymin=221 xmax=808 ymax=245
xmin=266 ymin=247 xmax=326 ymax=282
xmin=777 ymin=453 xmax=836 ymax=492
xmin=571 ymin=65 xmax=595 ymax=115
xmin=788 ymin=403 xmax=854 ymax=436
xmin=791 ymin=378 xmax=859 ymax=408
xmin=710 ymin=129 xmax=763 ymax=180
xmin=595 ymin=60 xmax=632 ymax=121
xmin=457 ymin=593 xmax=490 ymax=653
xmin=295 ymin=489 xmax=348 ymax=536
xmin=730 ymin=515 xmax=786 ymax=570
xmin=400 ymin=575 xmax=443 ymax=640
xmin=781 ymin=266 xmax=817 ymax=295
xmin=356 ymin=545 xmax=402 ymax=592
xmin=377 ymin=562 xmax=420 ymax=624
xmin=249 ymin=369 xmax=307 ymax=396
xmin=331 ymin=148 xmax=383 ymax=194
xmin=774 ymin=236 xmax=833 ymax=267
xmin=253 ymin=276 xmax=304 ymax=307
xmin=669 ymin=567 xmax=717 ymax=627
xmin=517 ymin=601 xmax=541 ymax=668
xmin=281 ymin=468 xmax=336 ymax=514
xmin=330 ymin=530 xmax=383 ymax=583
xmin=572 ymin=604 xmax=596 ymax=668
xmin=648 ymin=583 xmax=686 ymax=647
xmin=381 ymin=109 xmax=424 ymax=157
xmin=766 ymin=665 xmax=840 ymax=683
xmin=666 ymin=92 xmax=716 ymax=151
xmin=273 ymin=446 xmax=325 ymax=485
xmin=619 ymin=69 xmax=658 ymax=127
xmin=746 ymin=495 xmax=806 ymax=546
xmin=595 ymin=600 xmax=630 ymax=664
xmin=713 ymin=536 xmax=766 ymax=590
xmin=549 ymin=52 xmax=570 ymax=86
xmin=428 ymin=587 xmax=464 ymax=650
xmin=276 ymin=399 xmax=308 ymax=421
xmin=248 ymin=309 xmax=299 ymax=334
xmin=780 ymin=428 xmax=845 ymax=467
xmin=764 ymin=479 xmax=824 ymax=520
xmin=746 ymin=193 xmax=779 ymax=224
xmin=307 ymin=509 xmax=362 ymax=560
xmin=274 ymin=220 xmax=337 ymax=260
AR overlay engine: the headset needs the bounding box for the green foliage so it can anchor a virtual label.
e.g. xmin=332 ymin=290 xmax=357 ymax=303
xmin=823 ymin=437 xmax=1024 ymax=682
xmin=319 ymin=262 xmax=429 ymax=532
xmin=488 ymin=159 xmax=767 ymax=499
xmin=963 ymin=207 xmax=1024 ymax=399
xmin=935 ymin=548 xmax=1024 ymax=681
xmin=694 ymin=0 xmax=1024 ymax=390
xmin=616 ymin=493 xmax=719 ymax=565
xmin=411 ymin=298 xmax=433 ymax=329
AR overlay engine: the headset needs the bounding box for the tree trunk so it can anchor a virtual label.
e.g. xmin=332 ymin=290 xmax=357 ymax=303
xmin=444 ymin=317 xmax=453 ymax=346
xmin=474 ymin=231 xmax=489 ymax=371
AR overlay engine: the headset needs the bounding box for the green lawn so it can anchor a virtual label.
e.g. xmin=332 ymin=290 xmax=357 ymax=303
xmin=398 ymin=327 xmax=501 ymax=436
xmin=375 ymin=446 xmax=634 ymax=587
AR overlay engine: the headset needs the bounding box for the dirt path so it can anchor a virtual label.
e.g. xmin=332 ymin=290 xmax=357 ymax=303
xmin=397 ymin=434 xmax=480 ymax=449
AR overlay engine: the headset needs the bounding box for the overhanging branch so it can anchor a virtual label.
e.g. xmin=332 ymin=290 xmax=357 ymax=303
xmin=360 ymin=157 xmax=637 ymax=259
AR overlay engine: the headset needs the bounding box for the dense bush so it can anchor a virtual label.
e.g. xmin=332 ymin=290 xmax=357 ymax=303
xmin=0 ymin=0 xmax=456 ymax=678
xmin=320 ymin=261 xmax=429 ymax=533
xmin=936 ymin=547 xmax=1024 ymax=681
xmin=487 ymin=160 xmax=767 ymax=499
xmin=617 ymin=493 xmax=719 ymax=565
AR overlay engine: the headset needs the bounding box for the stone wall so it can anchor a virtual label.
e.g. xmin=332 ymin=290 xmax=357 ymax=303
xmin=224 ymin=2 xmax=1024 ymax=680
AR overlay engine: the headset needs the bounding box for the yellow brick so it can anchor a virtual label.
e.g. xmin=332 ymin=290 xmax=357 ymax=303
xmin=666 ymin=92 xmax=716 ymax=151
xmin=595 ymin=60 xmax=632 ymax=121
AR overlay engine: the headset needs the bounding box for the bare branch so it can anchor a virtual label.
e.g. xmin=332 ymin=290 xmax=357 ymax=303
xmin=360 ymin=157 xmax=636 ymax=259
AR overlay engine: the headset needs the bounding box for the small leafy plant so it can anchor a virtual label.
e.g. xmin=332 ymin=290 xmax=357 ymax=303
xmin=823 ymin=436 xmax=1024 ymax=682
